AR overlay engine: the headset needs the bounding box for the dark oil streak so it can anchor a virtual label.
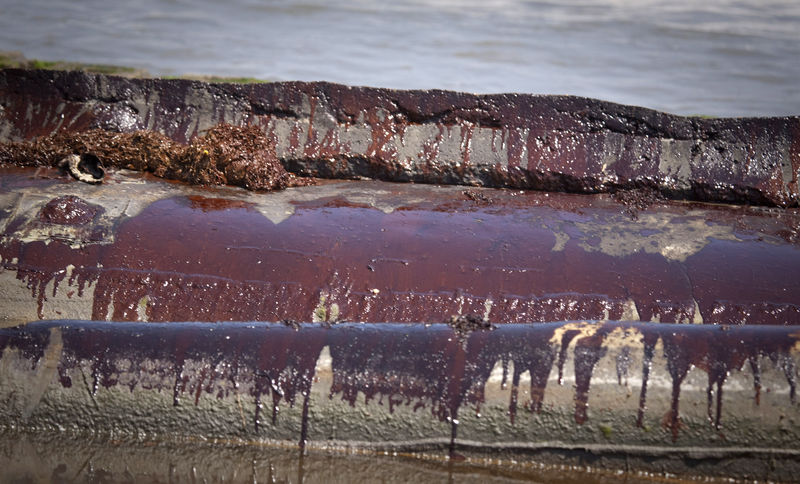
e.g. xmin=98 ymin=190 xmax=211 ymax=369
xmin=778 ymin=354 xmax=797 ymax=403
xmin=636 ymin=332 xmax=658 ymax=428
xmin=1 ymin=176 xmax=798 ymax=330
xmin=749 ymin=356 xmax=762 ymax=406
xmin=299 ymin=390 xmax=311 ymax=452
xmin=573 ymin=327 xmax=610 ymax=424
xmin=508 ymin=363 xmax=521 ymax=425
xmin=557 ymin=329 xmax=581 ymax=385
xmin=0 ymin=321 xmax=799 ymax=447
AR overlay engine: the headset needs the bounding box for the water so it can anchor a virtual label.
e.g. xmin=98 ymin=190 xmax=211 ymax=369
xmin=1 ymin=0 xmax=799 ymax=117
xmin=0 ymin=430 xmax=691 ymax=484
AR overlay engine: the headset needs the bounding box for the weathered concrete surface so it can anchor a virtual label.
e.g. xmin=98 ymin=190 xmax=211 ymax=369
xmin=0 ymin=320 xmax=798 ymax=481
xmin=1 ymin=68 xmax=799 ymax=206
xmin=2 ymin=167 xmax=800 ymax=327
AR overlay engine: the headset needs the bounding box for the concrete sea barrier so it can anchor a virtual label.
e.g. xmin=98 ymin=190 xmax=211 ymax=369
xmin=1 ymin=68 xmax=799 ymax=206
xmin=1 ymin=68 xmax=799 ymax=481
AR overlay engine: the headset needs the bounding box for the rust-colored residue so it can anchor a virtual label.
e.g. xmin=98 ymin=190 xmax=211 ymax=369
xmin=0 ymin=124 xmax=312 ymax=191
xmin=2 ymin=175 xmax=800 ymax=325
xmin=38 ymin=195 xmax=99 ymax=225
xmin=1 ymin=69 xmax=798 ymax=206
xmin=186 ymin=195 xmax=256 ymax=212
xmin=0 ymin=321 xmax=797 ymax=448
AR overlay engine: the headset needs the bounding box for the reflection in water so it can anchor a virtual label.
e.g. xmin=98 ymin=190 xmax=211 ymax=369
xmin=1 ymin=431 xmax=649 ymax=484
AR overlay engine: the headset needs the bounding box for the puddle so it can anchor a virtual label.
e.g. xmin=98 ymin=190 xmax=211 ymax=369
xmin=0 ymin=430 xmax=696 ymax=484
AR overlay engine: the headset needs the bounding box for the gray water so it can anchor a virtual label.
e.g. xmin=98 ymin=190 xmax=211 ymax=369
xmin=1 ymin=0 xmax=799 ymax=117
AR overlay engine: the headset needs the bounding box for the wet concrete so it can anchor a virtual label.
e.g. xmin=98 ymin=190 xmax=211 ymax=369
xmin=1 ymin=170 xmax=799 ymax=479
xmin=0 ymin=320 xmax=798 ymax=481
xmin=1 ymin=68 xmax=799 ymax=206
xmin=2 ymin=167 xmax=800 ymax=327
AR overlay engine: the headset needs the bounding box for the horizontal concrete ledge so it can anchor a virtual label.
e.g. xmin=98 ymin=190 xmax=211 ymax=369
xmin=3 ymin=168 xmax=800 ymax=328
xmin=1 ymin=68 xmax=799 ymax=206
xmin=1 ymin=320 xmax=798 ymax=480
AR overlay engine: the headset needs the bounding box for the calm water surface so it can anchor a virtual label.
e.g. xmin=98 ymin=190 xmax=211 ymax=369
xmin=1 ymin=0 xmax=799 ymax=117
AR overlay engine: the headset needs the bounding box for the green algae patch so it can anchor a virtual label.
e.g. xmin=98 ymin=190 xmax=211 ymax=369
xmin=1 ymin=51 xmax=271 ymax=83
xmin=0 ymin=51 xmax=145 ymax=77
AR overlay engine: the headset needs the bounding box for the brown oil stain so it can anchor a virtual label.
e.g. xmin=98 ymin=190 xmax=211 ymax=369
xmin=0 ymin=321 xmax=798 ymax=448
xmin=2 ymin=70 xmax=798 ymax=206
xmin=38 ymin=195 xmax=99 ymax=225
xmin=2 ymin=178 xmax=800 ymax=325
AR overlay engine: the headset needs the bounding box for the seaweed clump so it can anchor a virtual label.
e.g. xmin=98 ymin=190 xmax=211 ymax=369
xmin=0 ymin=124 xmax=312 ymax=191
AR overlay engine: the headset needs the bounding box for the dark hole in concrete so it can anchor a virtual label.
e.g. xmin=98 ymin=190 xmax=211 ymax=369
xmin=76 ymin=152 xmax=105 ymax=181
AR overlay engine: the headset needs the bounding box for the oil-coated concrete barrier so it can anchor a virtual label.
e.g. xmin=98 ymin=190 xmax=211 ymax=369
xmin=1 ymin=69 xmax=800 ymax=481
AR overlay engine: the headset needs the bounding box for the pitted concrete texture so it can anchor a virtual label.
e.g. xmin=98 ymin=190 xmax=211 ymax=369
xmin=1 ymin=68 xmax=799 ymax=206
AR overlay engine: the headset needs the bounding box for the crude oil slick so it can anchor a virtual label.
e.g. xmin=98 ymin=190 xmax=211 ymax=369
xmin=2 ymin=169 xmax=800 ymax=327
